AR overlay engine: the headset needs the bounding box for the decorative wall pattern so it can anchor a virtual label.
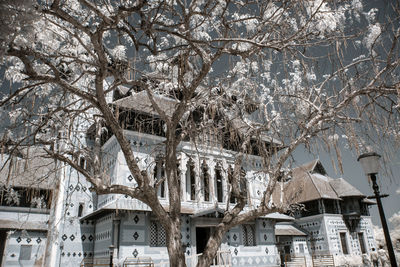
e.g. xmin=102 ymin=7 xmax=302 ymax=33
xmin=3 ymin=231 xmax=47 ymax=266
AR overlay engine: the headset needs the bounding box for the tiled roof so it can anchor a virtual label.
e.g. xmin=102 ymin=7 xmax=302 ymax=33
xmin=329 ymin=178 xmax=365 ymax=198
xmin=0 ymin=147 xmax=56 ymax=189
xmin=113 ymin=90 xmax=178 ymax=118
xmin=273 ymin=160 xmax=368 ymax=205
xmin=275 ymin=223 xmax=307 ymax=236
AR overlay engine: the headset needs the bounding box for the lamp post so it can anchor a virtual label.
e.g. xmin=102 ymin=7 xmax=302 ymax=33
xmin=358 ymin=152 xmax=398 ymax=267
xmin=109 ymin=245 xmax=114 ymax=267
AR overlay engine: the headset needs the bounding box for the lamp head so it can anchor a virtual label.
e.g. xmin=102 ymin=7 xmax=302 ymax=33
xmin=109 ymin=245 xmax=115 ymax=256
xmin=357 ymin=152 xmax=381 ymax=175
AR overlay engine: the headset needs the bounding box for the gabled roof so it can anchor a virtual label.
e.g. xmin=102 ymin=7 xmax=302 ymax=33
xmin=274 ymin=160 xmax=340 ymax=204
xmin=273 ymin=160 xmax=368 ymax=205
xmin=329 ymin=178 xmax=365 ymax=198
xmin=0 ymin=147 xmax=56 ymax=190
xmin=113 ymin=90 xmax=178 ymax=118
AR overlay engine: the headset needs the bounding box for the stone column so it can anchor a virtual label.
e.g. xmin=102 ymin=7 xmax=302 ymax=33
xmin=179 ymin=153 xmax=189 ymax=202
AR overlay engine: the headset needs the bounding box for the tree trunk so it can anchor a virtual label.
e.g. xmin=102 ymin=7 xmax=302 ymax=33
xmin=196 ymin=226 xmax=226 ymax=267
xmin=166 ymin=219 xmax=186 ymax=267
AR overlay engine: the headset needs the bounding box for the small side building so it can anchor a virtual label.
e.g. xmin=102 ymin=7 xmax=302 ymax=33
xmin=273 ymin=160 xmax=376 ymax=266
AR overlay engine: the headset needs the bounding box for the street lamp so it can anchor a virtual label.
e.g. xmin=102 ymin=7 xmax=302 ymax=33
xmin=358 ymin=152 xmax=398 ymax=267
xmin=109 ymin=245 xmax=115 ymax=267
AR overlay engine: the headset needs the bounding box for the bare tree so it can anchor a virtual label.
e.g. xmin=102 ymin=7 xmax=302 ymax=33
xmin=1 ymin=0 xmax=399 ymax=266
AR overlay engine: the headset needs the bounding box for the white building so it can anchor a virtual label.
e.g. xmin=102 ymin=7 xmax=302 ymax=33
xmin=0 ymin=90 xmax=377 ymax=267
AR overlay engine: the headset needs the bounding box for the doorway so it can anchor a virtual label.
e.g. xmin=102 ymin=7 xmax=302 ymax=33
xmin=196 ymin=227 xmax=212 ymax=254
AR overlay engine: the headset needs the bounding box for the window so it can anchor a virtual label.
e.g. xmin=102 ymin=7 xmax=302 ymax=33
xmin=150 ymin=221 xmax=166 ymax=247
xmin=79 ymin=157 xmax=86 ymax=168
xmin=78 ymin=203 xmax=84 ymax=217
xmin=154 ymin=158 xmax=166 ymax=198
xmin=340 ymin=232 xmax=349 ymax=254
xmin=324 ymin=199 xmax=337 ymax=214
xmin=302 ymin=200 xmax=320 ymax=217
xmin=19 ymin=245 xmax=32 ymax=260
xmin=201 ymin=163 xmax=210 ymax=201
xmin=186 ymin=160 xmax=196 ymax=201
xmin=239 ymin=168 xmax=248 ymax=204
xmin=299 ymin=243 xmax=304 ymax=254
xmin=358 ymin=232 xmax=366 ymax=254
xmin=228 ymin=167 xmax=248 ymax=204
xmin=242 ymin=224 xmax=256 ymax=246
xmin=228 ymin=167 xmax=235 ymax=204
xmin=215 ymin=167 xmax=223 ymax=202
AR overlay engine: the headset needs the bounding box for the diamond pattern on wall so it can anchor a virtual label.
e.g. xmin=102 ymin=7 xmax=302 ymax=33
xmin=133 ymin=249 xmax=139 ymax=258
xmin=233 ymin=234 xmax=237 ymax=241
xmin=26 ymin=237 xmax=31 ymax=243
xmin=234 ymin=248 xmax=238 ymax=255
xmin=134 ymin=215 xmax=139 ymax=224
xmin=70 ymin=234 xmax=75 ymax=241
xmin=264 ymin=234 xmax=268 ymax=241
xmin=265 ymin=247 xmax=269 ymax=254
xmin=133 ymin=232 xmax=139 ymax=240
xmin=262 ymin=221 xmax=266 ymax=228
xmin=127 ymin=175 xmax=133 ymax=182
xmin=16 ymin=237 xmax=21 ymax=243
xmin=88 ymin=235 xmax=93 ymax=241
xmin=36 ymin=237 xmax=42 ymax=243
xmin=81 ymin=235 xmax=86 ymax=241
xmin=62 ymin=234 xmax=68 ymax=241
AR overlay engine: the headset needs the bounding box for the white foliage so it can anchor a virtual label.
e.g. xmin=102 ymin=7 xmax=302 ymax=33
xmin=111 ymin=45 xmax=127 ymax=61
xmin=31 ymin=196 xmax=46 ymax=209
xmin=364 ymin=23 xmax=381 ymax=50
xmin=305 ymin=0 xmax=346 ymax=36
xmin=4 ymin=187 xmax=20 ymax=206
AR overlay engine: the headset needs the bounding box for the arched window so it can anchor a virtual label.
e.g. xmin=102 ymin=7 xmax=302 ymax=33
xmin=215 ymin=165 xmax=223 ymax=202
xmin=78 ymin=203 xmax=84 ymax=217
xmin=186 ymin=159 xmax=196 ymax=200
xmin=242 ymin=224 xmax=256 ymax=246
xmin=229 ymin=166 xmax=248 ymax=204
